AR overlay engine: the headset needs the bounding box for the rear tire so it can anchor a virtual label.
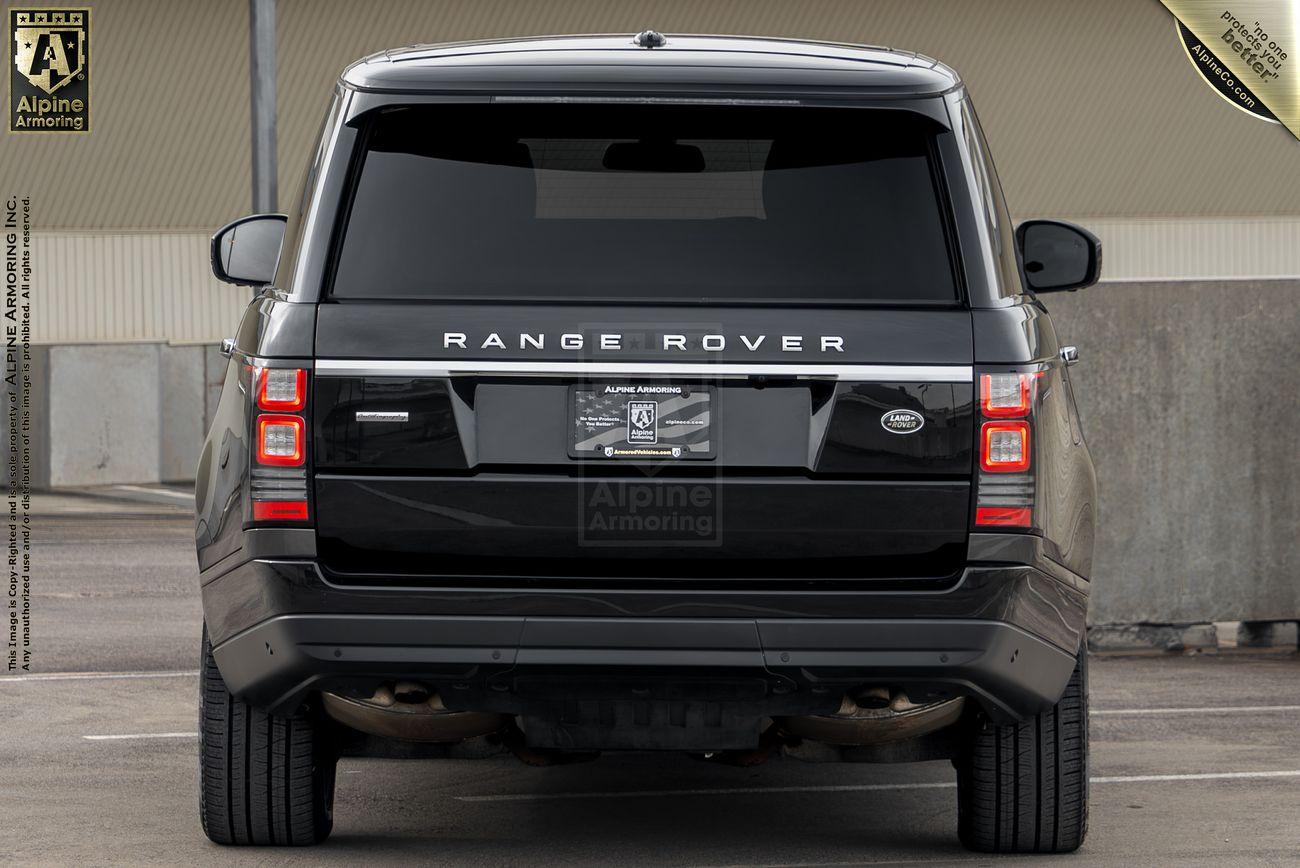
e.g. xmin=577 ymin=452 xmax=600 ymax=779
xmin=198 ymin=625 xmax=336 ymax=846
xmin=956 ymin=651 xmax=1088 ymax=853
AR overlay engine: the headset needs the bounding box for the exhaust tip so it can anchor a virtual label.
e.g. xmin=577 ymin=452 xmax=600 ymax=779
xmin=322 ymin=686 xmax=508 ymax=743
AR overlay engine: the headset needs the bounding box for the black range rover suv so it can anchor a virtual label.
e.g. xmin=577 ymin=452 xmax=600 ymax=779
xmin=197 ymin=33 xmax=1099 ymax=853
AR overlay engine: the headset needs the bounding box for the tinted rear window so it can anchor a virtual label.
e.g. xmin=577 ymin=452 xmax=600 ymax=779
xmin=333 ymin=105 xmax=957 ymax=304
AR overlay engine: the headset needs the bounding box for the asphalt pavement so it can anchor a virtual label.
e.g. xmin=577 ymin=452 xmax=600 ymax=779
xmin=3 ymin=489 xmax=1298 ymax=865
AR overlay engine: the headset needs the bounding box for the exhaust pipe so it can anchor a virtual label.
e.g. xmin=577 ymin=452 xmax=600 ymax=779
xmin=322 ymin=683 xmax=509 ymax=743
xmin=777 ymin=691 xmax=964 ymax=746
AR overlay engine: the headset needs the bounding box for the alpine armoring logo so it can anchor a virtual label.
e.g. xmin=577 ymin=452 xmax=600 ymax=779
xmin=626 ymin=400 xmax=658 ymax=444
xmin=9 ymin=8 xmax=91 ymax=133
xmin=880 ymin=409 xmax=925 ymax=434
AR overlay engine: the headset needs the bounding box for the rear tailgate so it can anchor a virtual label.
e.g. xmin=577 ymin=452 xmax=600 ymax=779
xmin=311 ymin=304 xmax=974 ymax=584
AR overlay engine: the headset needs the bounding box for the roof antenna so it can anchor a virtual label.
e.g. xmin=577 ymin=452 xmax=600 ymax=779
xmin=633 ymin=30 xmax=667 ymax=49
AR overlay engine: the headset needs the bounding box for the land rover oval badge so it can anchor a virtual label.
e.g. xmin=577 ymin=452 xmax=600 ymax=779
xmin=881 ymin=409 xmax=925 ymax=434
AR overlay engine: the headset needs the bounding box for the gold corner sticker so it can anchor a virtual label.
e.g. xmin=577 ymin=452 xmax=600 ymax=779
xmin=1162 ymin=1 xmax=1296 ymax=137
xmin=9 ymin=7 xmax=90 ymax=133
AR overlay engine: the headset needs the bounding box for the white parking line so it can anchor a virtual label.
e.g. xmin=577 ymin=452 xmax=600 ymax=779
xmin=0 ymin=670 xmax=198 ymax=683
xmin=459 ymin=782 xmax=955 ymax=802
xmin=456 ymin=770 xmax=1300 ymax=803
xmin=699 ymin=859 xmax=989 ymax=868
xmin=114 ymin=485 xmax=194 ymax=501
xmin=1092 ymin=704 xmax=1300 ymax=716
xmin=83 ymin=732 xmax=199 ymax=741
xmin=1092 ymin=770 xmax=1300 ymax=783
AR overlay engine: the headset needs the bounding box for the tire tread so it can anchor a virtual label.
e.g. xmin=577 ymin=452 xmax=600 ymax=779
xmin=957 ymin=652 xmax=1089 ymax=853
xmin=197 ymin=626 xmax=335 ymax=846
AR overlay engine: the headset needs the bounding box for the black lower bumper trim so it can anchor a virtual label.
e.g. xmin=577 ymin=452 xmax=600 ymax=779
xmin=212 ymin=613 xmax=1076 ymax=724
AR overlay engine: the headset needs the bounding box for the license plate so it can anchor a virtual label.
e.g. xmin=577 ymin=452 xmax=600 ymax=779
xmin=569 ymin=384 xmax=715 ymax=459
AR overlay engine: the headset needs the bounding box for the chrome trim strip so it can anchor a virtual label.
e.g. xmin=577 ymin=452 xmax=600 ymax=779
xmin=241 ymin=355 xmax=314 ymax=370
xmin=314 ymin=360 xmax=972 ymax=382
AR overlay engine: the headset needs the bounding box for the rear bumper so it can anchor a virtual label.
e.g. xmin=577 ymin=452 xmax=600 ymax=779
xmin=202 ymin=536 xmax=1086 ymax=724
xmin=213 ymin=610 xmax=1077 ymax=724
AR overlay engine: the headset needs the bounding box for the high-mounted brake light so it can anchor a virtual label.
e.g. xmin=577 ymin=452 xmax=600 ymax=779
xmin=980 ymin=421 xmax=1030 ymax=473
xmin=256 ymin=414 xmax=305 ymax=466
xmin=980 ymin=373 xmax=1036 ymax=418
xmin=257 ymin=368 xmax=307 ymax=412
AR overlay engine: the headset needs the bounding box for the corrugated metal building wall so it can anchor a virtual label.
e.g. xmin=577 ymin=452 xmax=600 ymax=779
xmin=11 ymin=0 xmax=1299 ymax=343
xmin=12 ymin=0 xmax=1300 ymax=229
xmin=35 ymin=234 xmax=247 ymax=344
xmin=31 ymin=217 xmax=1300 ymax=343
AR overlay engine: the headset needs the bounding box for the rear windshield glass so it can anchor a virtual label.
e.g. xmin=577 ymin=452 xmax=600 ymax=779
xmin=332 ymin=104 xmax=957 ymax=304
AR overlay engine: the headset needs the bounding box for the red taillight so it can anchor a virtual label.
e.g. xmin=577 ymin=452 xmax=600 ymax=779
xmin=250 ymin=366 xmax=309 ymax=524
xmin=980 ymin=420 xmax=1030 ymax=473
xmin=257 ymin=368 xmax=307 ymax=412
xmin=974 ymin=371 xmax=1038 ymax=531
xmin=975 ymin=506 xmax=1032 ymax=527
xmin=980 ymin=373 xmax=1037 ymax=418
xmin=252 ymin=500 xmax=309 ymax=522
xmin=256 ymin=414 xmax=305 ymax=466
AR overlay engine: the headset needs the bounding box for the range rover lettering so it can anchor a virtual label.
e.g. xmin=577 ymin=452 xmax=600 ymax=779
xmin=196 ymin=32 xmax=1099 ymax=853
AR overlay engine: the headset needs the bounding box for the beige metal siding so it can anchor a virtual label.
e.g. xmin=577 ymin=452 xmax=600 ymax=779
xmin=4 ymin=0 xmax=252 ymax=230
xmin=31 ymin=218 xmax=1300 ymax=345
xmin=275 ymin=0 xmax=1300 ymax=220
xmin=3 ymin=0 xmax=1299 ymax=232
xmin=1080 ymin=217 xmax=1300 ymax=282
xmin=10 ymin=0 xmax=1300 ymax=345
xmin=33 ymin=233 xmax=247 ymax=344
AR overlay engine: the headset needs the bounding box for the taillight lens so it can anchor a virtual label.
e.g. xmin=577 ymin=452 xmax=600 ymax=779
xmin=980 ymin=421 xmax=1030 ymax=473
xmin=256 ymin=414 xmax=305 ymax=466
xmin=975 ymin=370 xmax=1038 ymax=529
xmin=980 ymin=373 xmax=1036 ymax=418
xmin=252 ymin=500 xmax=309 ymax=522
xmin=257 ymin=367 xmax=307 ymax=412
xmin=249 ymin=365 xmax=310 ymax=523
xmin=975 ymin=506 xmax=1033 ymax=526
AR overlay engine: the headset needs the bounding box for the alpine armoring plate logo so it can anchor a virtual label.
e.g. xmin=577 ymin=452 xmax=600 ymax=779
xmin=626 ymin=400 xmax=658 ymax=444
xmin=880 ymin=409 xmax=925 ymax=434
xmin=9 ymin=8 xmax=90 ymax=133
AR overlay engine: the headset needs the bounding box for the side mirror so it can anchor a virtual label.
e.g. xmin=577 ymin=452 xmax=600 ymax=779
xmin=1016 ymin=219 xmax=1102 ymax=293
xmin=210 ymin=214 xmax=287 ymax=286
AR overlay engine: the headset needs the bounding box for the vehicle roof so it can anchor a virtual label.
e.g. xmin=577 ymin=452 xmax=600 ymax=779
xmin=340 ymin=33 xmax=961 ymax=97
